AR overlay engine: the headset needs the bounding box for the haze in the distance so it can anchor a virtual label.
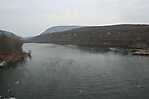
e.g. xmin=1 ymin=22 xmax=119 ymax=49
xmin=0 ymin=0 xmax=149 ymax=37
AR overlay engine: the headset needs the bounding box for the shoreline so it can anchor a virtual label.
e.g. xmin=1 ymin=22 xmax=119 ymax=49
xmin=129 ymin=49 xmax=149 ymax=56
xmin=0 ymin=52 xmax=31 ymax=67
xmin=25 ymin=43 xmax=149 ymax=56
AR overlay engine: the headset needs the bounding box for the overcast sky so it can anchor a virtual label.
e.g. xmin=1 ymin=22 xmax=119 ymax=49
xmin=0 ymin=0 xmax=149 ymax=37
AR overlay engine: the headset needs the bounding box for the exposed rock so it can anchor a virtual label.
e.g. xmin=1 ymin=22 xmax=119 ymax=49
xmin=131 ymin=49 xmax=149 ymax=56
xmin=0 ymin=96 xmax=16 ymax=99
xmin=0 ymin=61 xmax=7 ymax=67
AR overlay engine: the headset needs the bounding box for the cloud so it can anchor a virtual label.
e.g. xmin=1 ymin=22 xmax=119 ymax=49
xmin=0 ymin=0 xmax=149 ymax=37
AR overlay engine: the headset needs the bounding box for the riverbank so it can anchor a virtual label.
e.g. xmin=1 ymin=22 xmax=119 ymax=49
xmin=109 ymin=48 xmax=149 ymax=56
xmin=0 ymin=52 xmax=31 ymax=66
xmin=129 ymin=49 xmax=149 ymax=56
xmin=74 ymin=45 xmax=149 ymax=56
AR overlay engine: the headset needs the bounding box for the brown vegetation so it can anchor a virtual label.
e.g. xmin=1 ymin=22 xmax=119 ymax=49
xmin=0 ymin=52 xmax=30 ymax=64
xmin=0 ymin=30 xmax=30 ymax=65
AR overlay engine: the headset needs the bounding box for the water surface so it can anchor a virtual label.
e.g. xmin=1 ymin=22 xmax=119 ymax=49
xmin=0 ymin=43 xmax=149 ymax=99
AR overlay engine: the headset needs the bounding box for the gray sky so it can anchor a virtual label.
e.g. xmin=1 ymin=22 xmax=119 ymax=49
xmin=0 ymin=0 xmax=149 ymax=37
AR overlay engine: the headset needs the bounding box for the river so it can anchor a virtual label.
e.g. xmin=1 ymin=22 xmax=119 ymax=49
xmin=0 ymin=43 xmax=149 ymax=99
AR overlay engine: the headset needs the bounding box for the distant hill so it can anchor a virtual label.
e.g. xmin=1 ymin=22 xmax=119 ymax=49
xmin=42 ymin=26 xmax=81 ymax=34
xmin=24 ymin=24 xmax=149 ymax=49
xmin=23 ymin=26 xmax=81 ymax=43
xmin=0 ymin=30 xmax=21 ymax=39
xmin=0 ymin=30 xmax=23 ymax=52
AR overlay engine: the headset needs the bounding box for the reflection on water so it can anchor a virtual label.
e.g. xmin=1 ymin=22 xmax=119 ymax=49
xmin=0 ymin=43 xmax=149 ymax=99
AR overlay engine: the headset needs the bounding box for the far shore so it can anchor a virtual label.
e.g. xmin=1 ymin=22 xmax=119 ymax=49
xmin=24 ymin=42 xmax=149 ymax=56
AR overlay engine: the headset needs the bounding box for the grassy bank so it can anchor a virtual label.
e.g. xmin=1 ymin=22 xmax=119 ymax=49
xmin=0 ymin=52 xmax=30 ymax=65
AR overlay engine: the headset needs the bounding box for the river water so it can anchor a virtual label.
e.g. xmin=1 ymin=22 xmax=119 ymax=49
xmin=0 ymin=43 xmax=149 ymax=99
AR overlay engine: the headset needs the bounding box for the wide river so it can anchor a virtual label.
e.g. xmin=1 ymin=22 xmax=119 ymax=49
xmin=0 ymin=43 xmax=149 ymax=99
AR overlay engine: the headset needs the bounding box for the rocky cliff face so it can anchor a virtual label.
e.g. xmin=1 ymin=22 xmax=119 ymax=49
xmin=0 ymin=30 xmax=23 ymax=52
